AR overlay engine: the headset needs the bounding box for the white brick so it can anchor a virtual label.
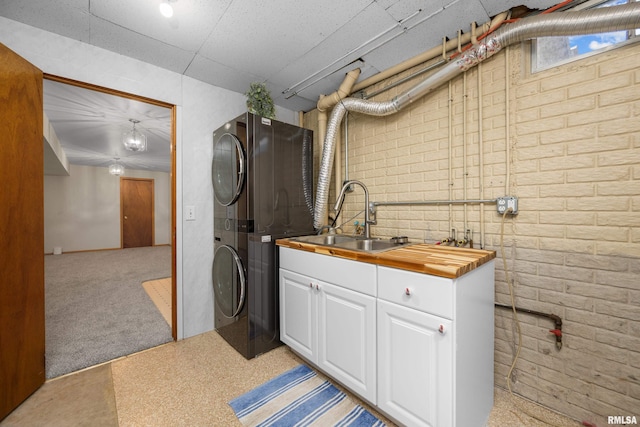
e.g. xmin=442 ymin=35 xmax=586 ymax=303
xmin=306 ymin=41 xmax=640 ymax=423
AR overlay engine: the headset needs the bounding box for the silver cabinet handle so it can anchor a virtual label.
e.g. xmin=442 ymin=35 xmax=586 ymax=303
xmin=439 ymin=324 xmax=445 ymax=334
xmin=405 ymin=287 xmax=411 ymax=296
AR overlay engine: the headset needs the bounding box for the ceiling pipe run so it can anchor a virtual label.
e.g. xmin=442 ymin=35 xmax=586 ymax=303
xmin=351 ymin=11 xmax=509 ymax=94
xmin=313 ymin=2 xmax=640 ymax=230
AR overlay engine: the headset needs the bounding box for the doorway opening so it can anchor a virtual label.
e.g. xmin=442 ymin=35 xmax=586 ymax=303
xmin=42 ymin=74 xmax=177 ymax=378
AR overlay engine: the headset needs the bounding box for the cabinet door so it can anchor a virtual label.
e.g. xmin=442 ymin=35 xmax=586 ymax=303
xmin=318 ymin=282 xmax=377 ymax=404
xmin=279 ymin=269 xmax=316 ymax=362
xmin=377 ymin=300 xmax=453 ymax=427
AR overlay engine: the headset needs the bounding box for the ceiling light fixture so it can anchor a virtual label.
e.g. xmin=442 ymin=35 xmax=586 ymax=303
xmin=159 ymin=0 xmax=174 ymax=18
xmin=122 ymin=119 xmax=147 ymax=152
xmin=109 ymin=158 xmax=125 ymax=176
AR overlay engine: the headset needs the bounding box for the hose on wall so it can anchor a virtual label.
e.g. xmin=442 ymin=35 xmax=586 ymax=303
xmin=313 ymin=2 xmax=640 ymax=229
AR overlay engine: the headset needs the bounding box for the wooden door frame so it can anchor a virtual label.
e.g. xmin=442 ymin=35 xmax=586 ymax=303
xmin=43 ymin=74 xmax=178 ymax=339
xmin=120 ymin=177 xmax=155 ymax=248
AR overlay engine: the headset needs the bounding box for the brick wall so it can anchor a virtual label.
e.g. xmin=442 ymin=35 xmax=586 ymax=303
xmin=303 ymin=40 xmax=640 ymax=425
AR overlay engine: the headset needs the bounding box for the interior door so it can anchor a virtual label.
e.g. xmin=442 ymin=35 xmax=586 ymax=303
xmin=0 ymin=43 xmax=45 ymax=420
xmin=121 ymin=177 xmax=154 ymax=248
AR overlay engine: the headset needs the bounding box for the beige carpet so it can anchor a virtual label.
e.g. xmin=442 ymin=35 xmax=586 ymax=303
xmin=142 ymin=278 xmax=172 ymax=328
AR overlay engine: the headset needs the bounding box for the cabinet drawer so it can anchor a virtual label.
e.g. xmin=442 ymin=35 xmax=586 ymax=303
xmin=279 ymin=247 xmax=377 ymax=296
xmin=377 ymin=266 xmax=453 ymax=319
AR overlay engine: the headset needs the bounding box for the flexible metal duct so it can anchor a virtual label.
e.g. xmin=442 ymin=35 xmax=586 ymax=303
xmin=314 ymin=2 xmax=640 ymax=229
xmin=302 ymin=129 xmax=314 ymax=215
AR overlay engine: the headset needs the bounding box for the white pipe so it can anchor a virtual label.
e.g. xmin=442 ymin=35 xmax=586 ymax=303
xmin=478 ymin=61 xmax=486 ymax=249
xmin=505 ymin=46 xmax=511 ymax=196
xmin=448 ymin=81 xmax=453 ymax=235
xmin=313 ymin=2 xmax=640 ymax=229
xmin=334 ymin=120 xmax=342 ymax=219
xmin=317 ymin=69 xmax=361 ymax=112
xmin=351 ymin=12 xmax=510 ymax=93
xmin=344 ymin=112 xmax=350 ymax=183
xmin=315 ymin=69 xmax=361 ymax=226
xmin=463 ymin=71 xmax=468 ymax=234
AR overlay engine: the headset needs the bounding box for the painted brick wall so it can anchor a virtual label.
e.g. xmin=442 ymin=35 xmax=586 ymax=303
xmin=303 ymin=40 xmax=640 ymax=425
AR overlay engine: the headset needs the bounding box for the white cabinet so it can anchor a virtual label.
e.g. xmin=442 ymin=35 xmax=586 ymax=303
xmin=317 ymin=280 xmax=376 ymax=403
xmin=279 ymin=246 xmax=494 ymax=427
xmin=280 ymin=269 xmax=316 ymax=361
xmin=377 ymin=299 xmax=453 ymax=427
xmin=279 ymin=247 xmax=377 ymax=403
xmin=377 ymin=262 xmax=495 ymax=427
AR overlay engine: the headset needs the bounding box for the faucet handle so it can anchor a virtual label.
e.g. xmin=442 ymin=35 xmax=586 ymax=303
xmin=368 ymin=202 xmax=377 ymax=225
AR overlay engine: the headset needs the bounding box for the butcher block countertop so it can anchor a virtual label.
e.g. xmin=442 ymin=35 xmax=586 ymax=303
xmin=276 ymin=238 xmax=496 ymax=279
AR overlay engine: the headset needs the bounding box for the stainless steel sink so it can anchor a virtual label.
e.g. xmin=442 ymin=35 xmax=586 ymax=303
xmin=289 ymin=234 xmax=412 ymax=253
xmin=290 ymin=234 xmax=356 ymax=246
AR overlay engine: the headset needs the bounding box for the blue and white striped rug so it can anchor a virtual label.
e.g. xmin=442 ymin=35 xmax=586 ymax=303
xmin=229 ymin=365 xmax=386 ymax=427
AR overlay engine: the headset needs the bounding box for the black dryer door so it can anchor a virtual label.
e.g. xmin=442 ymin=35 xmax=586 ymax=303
xmin=213 ymin=245 xmax=246 ymax=320
xmin=212 ymin=132 xmax=245 ymax=206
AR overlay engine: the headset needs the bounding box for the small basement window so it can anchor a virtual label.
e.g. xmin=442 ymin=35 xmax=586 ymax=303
xmin=532 ymin=0 xmax=640 ymax=73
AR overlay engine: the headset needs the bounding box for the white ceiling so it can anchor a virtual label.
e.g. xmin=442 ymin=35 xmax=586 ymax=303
xmin=2 ymin=0 xmax=562 ymax=172
xmin=43 ymin=79 xmax=172 ymax=173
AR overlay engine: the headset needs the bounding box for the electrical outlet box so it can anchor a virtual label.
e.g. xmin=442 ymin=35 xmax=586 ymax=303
xmin=496 ymin=196 xmax=518 ymax=214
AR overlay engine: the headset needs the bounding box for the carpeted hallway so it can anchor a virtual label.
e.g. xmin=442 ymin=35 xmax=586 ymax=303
xmin=1 ymin=330 xmax=581 ymax=427
xmin=45 ymin=246 xmax=173 ymax=378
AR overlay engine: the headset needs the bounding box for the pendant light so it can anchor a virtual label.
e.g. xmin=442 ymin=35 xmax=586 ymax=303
xmin=109 ymin=158 xmax=125 ymax=176
xmin=122 ymin=119 xmax=147 ymax=152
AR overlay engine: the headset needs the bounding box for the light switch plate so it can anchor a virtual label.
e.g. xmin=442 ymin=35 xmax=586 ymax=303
xmin=185 ymin=205 xmax=196 ymax=221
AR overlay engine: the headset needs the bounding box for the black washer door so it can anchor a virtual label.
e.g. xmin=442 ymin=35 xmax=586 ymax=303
xmin=212 ymin=132 xmax=245 ymax=206
xmin=212 ymin=245 xmax=246 ymax=318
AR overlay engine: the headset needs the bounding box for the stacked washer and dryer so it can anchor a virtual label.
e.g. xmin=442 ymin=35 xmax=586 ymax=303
xmin=212 ymin=112 xmax=314 ymax=359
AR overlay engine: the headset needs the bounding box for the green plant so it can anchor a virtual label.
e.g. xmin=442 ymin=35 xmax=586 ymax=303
xmin=245 ymin=82 xmax=276 ymax=119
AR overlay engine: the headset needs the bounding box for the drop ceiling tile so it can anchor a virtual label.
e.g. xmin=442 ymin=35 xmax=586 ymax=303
xmin=272 ymin=93 xmax=317 ymax=113
xmin=89 ymin=16 xmax=196 ymax=74
xmin=184 ymin=55 xmax=262 ymax=95
xmin=266 ymin=4 xmax=396 ymax=92
xmin=186 ymin=55 xmax=317 ymax=111
xmin=0 ymin=0 xmax=91 ymax=42
xmin=89 ymin=0 xmax=232 ymax=52
xmin=363 ymin=0 xmax=490 ymax=71
xmin=382 ymin=0 xmax=448 ymax=21
xmin=197 ymin=0 xmax=372 ymax=78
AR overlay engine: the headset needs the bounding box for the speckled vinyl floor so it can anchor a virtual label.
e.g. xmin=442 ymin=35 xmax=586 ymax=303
xmin=1 ymin=330 xmax=581 ymax=427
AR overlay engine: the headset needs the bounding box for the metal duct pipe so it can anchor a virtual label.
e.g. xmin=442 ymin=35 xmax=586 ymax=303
xmin=313 ymin=2 xmax=640 ymax=229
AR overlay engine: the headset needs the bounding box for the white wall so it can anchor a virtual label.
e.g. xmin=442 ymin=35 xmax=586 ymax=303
xmin=0 ymin=17 xmax=297 ymax=339
xmin=44 ymin=164 xmax=171 ymax=253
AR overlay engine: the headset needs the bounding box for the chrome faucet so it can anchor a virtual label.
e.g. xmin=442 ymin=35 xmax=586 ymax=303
xmin=333 ymin=180 xmax=374 ymax=239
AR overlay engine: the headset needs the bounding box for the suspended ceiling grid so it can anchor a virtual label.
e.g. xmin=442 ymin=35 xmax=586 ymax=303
xmin=1 ymin=0 xmax=561 ymax=172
